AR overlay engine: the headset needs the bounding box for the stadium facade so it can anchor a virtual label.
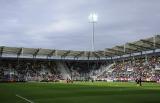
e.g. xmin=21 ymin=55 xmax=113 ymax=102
xmin=0 ymin=35 xmax=160 ymax=82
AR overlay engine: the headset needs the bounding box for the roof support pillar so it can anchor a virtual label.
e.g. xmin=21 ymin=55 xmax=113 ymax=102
xmin=0 ymin=47 xmax=4 ymax=58
xmin=17 ymin=48 xmax=23 ymax=58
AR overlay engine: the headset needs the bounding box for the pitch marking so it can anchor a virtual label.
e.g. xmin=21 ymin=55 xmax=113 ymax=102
xmin=16 ymin=94 xmax=34 ymax=103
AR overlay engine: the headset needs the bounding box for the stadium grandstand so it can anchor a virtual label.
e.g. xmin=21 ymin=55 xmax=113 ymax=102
xmin=0 ymin=35 xmax=160 ymax=83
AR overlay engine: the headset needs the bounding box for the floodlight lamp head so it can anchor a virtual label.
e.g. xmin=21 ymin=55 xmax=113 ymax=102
xmin=88 ymin=12 xmax=98 ymax=23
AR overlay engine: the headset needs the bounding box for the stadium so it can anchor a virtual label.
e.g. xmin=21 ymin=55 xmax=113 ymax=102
xmin=1 ymin=35 xmax=160 ymax=103
xmin=1 ymin=0 xmax=160 ymax=103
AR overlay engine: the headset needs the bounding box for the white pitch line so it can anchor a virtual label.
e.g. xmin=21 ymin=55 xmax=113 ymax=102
xmin=16 ymin=94 xmax=34 ymax=103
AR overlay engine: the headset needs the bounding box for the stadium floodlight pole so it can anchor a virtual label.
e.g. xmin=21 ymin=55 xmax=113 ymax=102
xmin=88 ymin=12 xmax=98 ymax=51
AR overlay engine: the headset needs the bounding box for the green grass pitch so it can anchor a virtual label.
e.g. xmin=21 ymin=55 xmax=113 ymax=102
xmin=0 ymin=82 xmax=160 ymax=103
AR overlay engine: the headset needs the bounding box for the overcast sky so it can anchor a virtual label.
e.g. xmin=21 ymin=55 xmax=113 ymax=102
xmin=0 ymin=0 xmax=160 ymax=51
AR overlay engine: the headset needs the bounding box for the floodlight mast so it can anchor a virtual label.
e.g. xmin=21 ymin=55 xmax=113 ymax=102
xmin=89 ymin=12 xmax=98 ymax=51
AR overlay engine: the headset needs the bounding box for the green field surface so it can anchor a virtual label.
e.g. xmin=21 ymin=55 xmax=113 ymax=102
xmin=0 ymin=82 xmax=160 ymax=103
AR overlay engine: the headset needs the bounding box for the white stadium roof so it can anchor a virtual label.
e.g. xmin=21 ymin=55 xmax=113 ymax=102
xmin=0 ymin=35 xmax=160 ymax=60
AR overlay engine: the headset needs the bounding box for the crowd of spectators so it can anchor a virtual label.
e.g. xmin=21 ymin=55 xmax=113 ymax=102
xmin=1 ymin=55 xmax=160 ymax=83
xmin=97 ymin=55 xmax=160 ymax=82
xmin=0 ymin=60 xmax=63 ymax=82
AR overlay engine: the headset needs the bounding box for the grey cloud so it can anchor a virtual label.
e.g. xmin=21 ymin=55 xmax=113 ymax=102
xmin=0 ymin=0 xmax=160 ymax=51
